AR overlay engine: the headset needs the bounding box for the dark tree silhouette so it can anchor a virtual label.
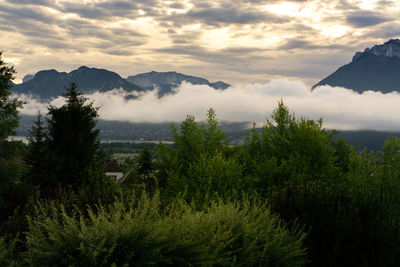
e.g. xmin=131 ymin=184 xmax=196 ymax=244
xmin=0 ymin=52 xmax=24 ymax=211
xmin=46 ymin=83 xmax=100 ymax=185
xmin=0 ymin=51 xmax=24 ymax=145
xmin=25 ymin=112 xmax=49 ymax=185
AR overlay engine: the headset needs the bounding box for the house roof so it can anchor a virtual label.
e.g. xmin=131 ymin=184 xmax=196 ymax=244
xmin=105 ymin=161 xmax=123 ymax=173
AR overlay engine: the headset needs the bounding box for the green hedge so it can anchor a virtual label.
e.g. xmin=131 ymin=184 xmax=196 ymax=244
xmin=24 ymin=194 xmax=306 ymax=266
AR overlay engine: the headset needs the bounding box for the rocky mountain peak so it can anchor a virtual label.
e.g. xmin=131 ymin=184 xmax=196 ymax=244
xmin=352 ymin=39 xmax=400 ymax=61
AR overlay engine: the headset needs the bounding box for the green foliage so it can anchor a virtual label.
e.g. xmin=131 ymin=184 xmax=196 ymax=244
xmin=166 ymin=152 xmax=255 ymax=206
xmin=136 ymin=145 xmax=154 ymax=177
xmin=24 ymin=112 xmax=50 ymax=185
xmin=0 ymin=53 xmax=26 ymax=218
xmin=332 ymin=137 xmax=351 ymax=174
xmin=0 ymin=141 xmax=27 ymax=219
xmin=168 ymin=108 xmax=227 ymax=168
xmin=0 ymin=51 xmax=24 ymax=142
xmin=382 ymin=136 xmax=400 ymax=180
xmin=1 ymin=161 xmax=118 ymax=241
xmin=24 ymin=194 xmax=306 ymax=267
xmin=136 ymin=145 xmax=157 ymax=193
xmin=0 ymin=236 xmax=18 ymax=266
xmin=46 ymin=83 xmax=100 ymax=185
xmin=158 ymin=109 xmax=243 ymax=203
xmin=242 ymin=100 xmax=338 ymax=193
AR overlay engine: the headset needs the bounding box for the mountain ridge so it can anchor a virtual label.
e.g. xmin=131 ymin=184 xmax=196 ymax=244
xmin=352 ymin=39 xmax=400 ymax=61
xmin=126 ymin=71 xmax=230 ymax=97
xmin=314 ymin=39 xmax=400 ymax=93
xmin=12 ymin=67 xmax=230 ymax=100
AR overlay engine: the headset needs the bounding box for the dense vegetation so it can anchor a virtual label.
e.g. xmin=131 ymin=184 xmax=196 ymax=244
xmin=2 ymin=53 xmax=400 ymax=266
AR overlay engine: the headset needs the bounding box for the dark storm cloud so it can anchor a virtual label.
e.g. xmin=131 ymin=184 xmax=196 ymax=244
xmin=346 ymin=11 xmax=392 ymax=28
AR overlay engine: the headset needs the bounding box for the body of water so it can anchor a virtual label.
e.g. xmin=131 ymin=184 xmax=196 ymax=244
xmin=8 ymin=136 xmax=173 ymax=145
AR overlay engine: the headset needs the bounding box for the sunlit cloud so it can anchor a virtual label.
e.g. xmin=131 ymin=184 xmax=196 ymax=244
xmin=16 ymin=80 xmax=400 ymax=131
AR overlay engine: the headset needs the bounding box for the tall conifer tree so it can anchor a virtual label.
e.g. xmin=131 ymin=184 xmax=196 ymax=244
xmin=46 ymin=83 xmax=100 ymax=185
xmin=25 ymin=112 xmax=49 ymax=185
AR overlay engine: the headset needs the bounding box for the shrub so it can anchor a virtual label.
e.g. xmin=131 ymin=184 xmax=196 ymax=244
xmin=0 ymin=236 xmax=18 ymax=266
xmin=24 ymin=194 xmax=306 ymax=266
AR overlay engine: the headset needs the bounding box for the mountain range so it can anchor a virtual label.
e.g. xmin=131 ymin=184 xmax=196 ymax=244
xmin=127 ymin=71 xmax=230 ymax=97
xmin=11 ymin=67 xmax=230 ymax=100
xmin=14 ymin=39 xmax=400 ymax=99
xmin=314 ymin=39 xmax=400 ymax=93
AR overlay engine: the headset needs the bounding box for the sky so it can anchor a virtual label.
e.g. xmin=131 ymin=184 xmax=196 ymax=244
xmin=1 ymin=0 xmax=400 ymax=85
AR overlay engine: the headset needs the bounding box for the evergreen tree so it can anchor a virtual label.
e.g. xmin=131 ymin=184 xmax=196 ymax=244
xmin=0 ymin=51 xmax=24 ymax=151
xmin=137 ymin=145 xmax=154 ymax=178
xmin=0 ymin=52 xmax=24 ymax=212
xmin=25 ymin=112 xmax=49 ymax=185
xmin=46 ymin=83 xmax=100 ymax=185
xmin=136 ymin=145 xmax=156 ymax=191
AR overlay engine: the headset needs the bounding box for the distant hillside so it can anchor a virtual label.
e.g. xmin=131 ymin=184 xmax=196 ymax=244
xmin=12 ymin=68 xmax=231 ymax=100
xmin=12 ymin=66 xmax=143 ymax=99
xmin=127 ymin=71 xmax=230 ymax=97
xmin=314 ymin=39 xmax=400 ymax=93
xmin=16 ymin=114 xmax=398 ymax=150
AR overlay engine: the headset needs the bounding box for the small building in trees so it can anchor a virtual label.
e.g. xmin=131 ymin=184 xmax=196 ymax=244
xmin=104 ymin=161 xmax=124 ymax=181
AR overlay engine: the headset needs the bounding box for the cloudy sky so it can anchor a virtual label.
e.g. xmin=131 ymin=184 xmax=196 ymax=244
xmin=1 ymin=0 xmax=400 ymax=85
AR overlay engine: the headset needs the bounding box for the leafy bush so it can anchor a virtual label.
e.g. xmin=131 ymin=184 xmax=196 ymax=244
xmin=0 ymin=236 xmax=18 ymax=266
xmin=241 ymin=101 xmax=339 ymax=192
xmin=157 ymin=109 xmax=228 ymax=191
xmin=24 ymin=194 xmax=306 ymax=266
